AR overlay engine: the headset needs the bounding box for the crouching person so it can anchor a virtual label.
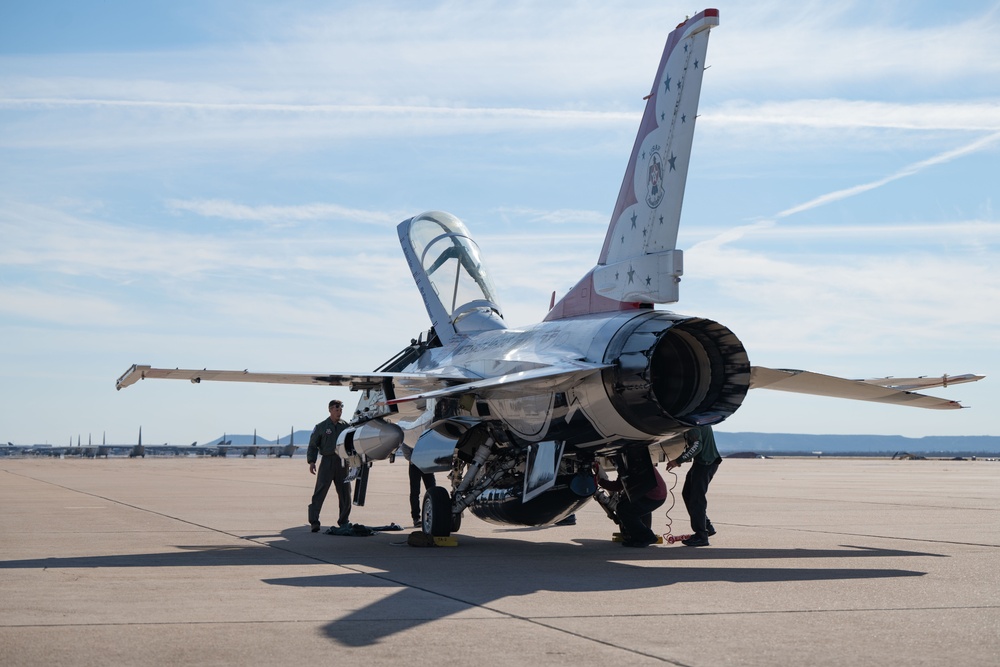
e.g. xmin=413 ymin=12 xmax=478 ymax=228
xmin=599 ymin=449 xmax=667 ymax=548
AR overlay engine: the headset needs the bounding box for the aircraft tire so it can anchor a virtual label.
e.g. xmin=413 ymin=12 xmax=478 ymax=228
xmin=423 ymin=486 xmax=452 ymax=537
xmin=451 ymin=510 xmax=463 ymax=533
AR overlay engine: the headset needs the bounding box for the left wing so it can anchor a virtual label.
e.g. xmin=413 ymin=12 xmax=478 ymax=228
xmin=750 ymin=366 xmax=983 ymax=410
xmin=115 ymin=364 xmax=473 ymax=397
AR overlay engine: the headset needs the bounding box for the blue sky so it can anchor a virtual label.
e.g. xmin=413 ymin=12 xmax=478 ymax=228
xmin=2 ymin=1 xmax=998 ymax=446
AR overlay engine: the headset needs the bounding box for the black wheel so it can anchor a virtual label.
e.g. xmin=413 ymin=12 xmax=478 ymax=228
xmin=451 ymin=511 xmax=463 ymax=533
xmin=422 ymin=486 xmax=452 ymax=537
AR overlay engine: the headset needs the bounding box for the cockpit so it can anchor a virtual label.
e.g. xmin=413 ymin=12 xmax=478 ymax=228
xmin=399 ymin=211 xmax=506 ymax=342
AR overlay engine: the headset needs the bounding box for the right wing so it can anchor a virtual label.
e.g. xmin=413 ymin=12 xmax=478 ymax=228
xmin=859 ymin=374 xmax=984 ymax=392
xmin=115 ymin=364 xmax=474 ymax=397
xmin=750 ymin=366 xmax=983 ymax=410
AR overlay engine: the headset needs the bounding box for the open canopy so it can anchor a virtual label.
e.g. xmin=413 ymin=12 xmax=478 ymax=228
xmin=398 ymin=211 xmax=505 ymax=342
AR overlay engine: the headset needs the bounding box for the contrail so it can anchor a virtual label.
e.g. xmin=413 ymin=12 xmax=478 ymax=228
xmin=0 ymin=97 xmax=633 ymax=123
xmin=697 ymin=130 xmax=1000 ymax=250
xmin=776 ymin=131 xmax=1000 ymax=219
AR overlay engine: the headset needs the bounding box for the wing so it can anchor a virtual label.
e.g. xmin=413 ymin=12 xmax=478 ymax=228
xmin=387 ymin=361 xmax=610 ymax=405
xmin=750 ymin=366 xmax=982 ymax=410
xmin=860 ymin=374 xmax=984 ymax=391
xmin=115 ymin=364 xmax=473 ymax=397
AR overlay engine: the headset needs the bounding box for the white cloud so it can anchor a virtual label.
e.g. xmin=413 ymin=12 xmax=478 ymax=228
xmin=705 ymin=100 xmax=1000 ymax=133
xmin=492 ymin=207 xmax=608 ymax=226
xmin=0 ymin=286 xmax=124 ymax=325
xmin=712 ymin=2 xmax=1000 ymax=93
xmin=165 ymin=198 xmax=405 ymax=227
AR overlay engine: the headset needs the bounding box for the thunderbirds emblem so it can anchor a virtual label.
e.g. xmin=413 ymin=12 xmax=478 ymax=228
xmin=646 ymin=150 xmax=664 ymax=208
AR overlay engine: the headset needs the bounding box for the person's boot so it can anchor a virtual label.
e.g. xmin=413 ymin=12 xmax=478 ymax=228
xmin=682 ymin=533 xmax=710 ymax=547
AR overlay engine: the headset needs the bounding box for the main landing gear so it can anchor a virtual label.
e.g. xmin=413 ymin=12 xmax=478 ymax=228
xmin=421 ymin=487 xmax=461 ymax=537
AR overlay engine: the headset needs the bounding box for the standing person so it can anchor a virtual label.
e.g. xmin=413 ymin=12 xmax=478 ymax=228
xmin=307 ymin=399 xmax=352 ymax=532
xmin=666 ymin=424 xmax=721 ymax=547
xmin=402 ymin=444 xmax=435 ymax=527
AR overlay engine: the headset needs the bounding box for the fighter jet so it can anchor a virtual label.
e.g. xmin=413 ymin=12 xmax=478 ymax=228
xmin=116 ymin=9 xmax=982 ymax=537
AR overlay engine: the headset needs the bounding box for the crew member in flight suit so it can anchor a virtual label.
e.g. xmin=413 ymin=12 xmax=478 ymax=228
xmin=307 ymin=399 xmax=352 ymax=532
xmin=667 ymin=424 xmax=721 ymax=547
xmin=401 ymin=444 xmax=436 ymax=527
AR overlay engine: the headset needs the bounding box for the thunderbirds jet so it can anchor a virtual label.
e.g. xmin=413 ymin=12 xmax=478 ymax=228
xmin=116 ymin=9 xmax=982 ymax=538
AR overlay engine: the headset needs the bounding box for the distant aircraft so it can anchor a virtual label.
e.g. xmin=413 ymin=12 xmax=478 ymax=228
xmin=212 ymin=428 xmax=298 ymax=458
xmin=1 ymin=431 xmax=135 ymax=458
xmin=0 ymin=443 xmax=56 ymax=457
xmin=116 ymin=9 xmax=983 ymax=538
xmin=241 ymin=431 xmax=259 ymax=458
xmin=126 ymin=428 xmax=206 ymax=458
xmin=60 ymin=434 xmax=105 ymax=459
xmin=129 ymin=428 xmax=145 ymax=458
xmin=274 ymin=428 xmax=298 ymax=458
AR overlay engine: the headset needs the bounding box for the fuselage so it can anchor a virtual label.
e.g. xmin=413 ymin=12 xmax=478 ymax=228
xmin=398 ymin=308 xmax=749 ymax=452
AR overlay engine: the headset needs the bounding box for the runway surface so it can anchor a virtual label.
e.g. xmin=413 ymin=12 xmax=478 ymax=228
xmin=1 ymin=456 xmax=998 ymax=666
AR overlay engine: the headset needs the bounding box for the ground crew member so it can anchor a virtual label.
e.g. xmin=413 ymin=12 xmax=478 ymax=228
xmin=599 ymin=449 xmax=668 ymax=547
xmin=401 ymin=444 xmax=436 ymax=527
xmin=307 ymin=399 xmax=351 ymax=532
xmin=667 ymin=424 xmax=721 ymax=546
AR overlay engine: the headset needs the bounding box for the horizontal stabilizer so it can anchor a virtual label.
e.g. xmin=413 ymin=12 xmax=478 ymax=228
xmin=593 ymin=249 xmax=683 ymax=302
xmin=115 ymin=364 xmax=471 ymax=396
xmin=750 ymin=366 xmax=973 ymax=410
xmin=387 ymin=361 xmax=609 ymax=405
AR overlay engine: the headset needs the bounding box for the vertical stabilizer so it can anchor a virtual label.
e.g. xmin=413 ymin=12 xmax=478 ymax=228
xmin=130 ymin=427 xmax=145 ymax=458
xmin=547 ymin=9 xmax=718 ymax=320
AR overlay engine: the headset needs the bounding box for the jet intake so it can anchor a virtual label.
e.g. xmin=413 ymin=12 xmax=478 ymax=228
xmin=604 ymin=313 xmax=750 ymax=434
xmin=410 ymin=425 xmax=465 ymax=474
xmin=337 ymin=420 xmax=404 ymax=462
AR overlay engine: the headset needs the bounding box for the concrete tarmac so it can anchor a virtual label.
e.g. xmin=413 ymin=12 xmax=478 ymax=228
xmin=1 ymin=456 xmax=998 ymax=666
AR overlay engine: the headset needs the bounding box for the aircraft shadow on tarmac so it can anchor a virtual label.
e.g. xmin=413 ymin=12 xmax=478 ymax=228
xmin=0 ymin=526 xmax=944 ymax=571
xmin=258 ymin=528 xmax=938 ymax=647
xmin=0 ymin=526 xmax=939 ymax=647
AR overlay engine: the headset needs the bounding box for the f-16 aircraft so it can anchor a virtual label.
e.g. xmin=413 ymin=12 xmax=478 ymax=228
xmin=116 ymin=9 xmax=983 ymax=538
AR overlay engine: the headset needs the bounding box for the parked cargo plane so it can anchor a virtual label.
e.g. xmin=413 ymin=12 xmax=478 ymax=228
xmin=116 ymin=9 xmax=982 ymax=537
xmin=127 ymin=427 xmax=297 ymax=458
xmin=216 ymin=429 xmax=299 ymax=458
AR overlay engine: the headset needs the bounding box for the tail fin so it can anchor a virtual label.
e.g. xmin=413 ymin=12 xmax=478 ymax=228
xmin=547 ymin=9 xmax=718 ymax=320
